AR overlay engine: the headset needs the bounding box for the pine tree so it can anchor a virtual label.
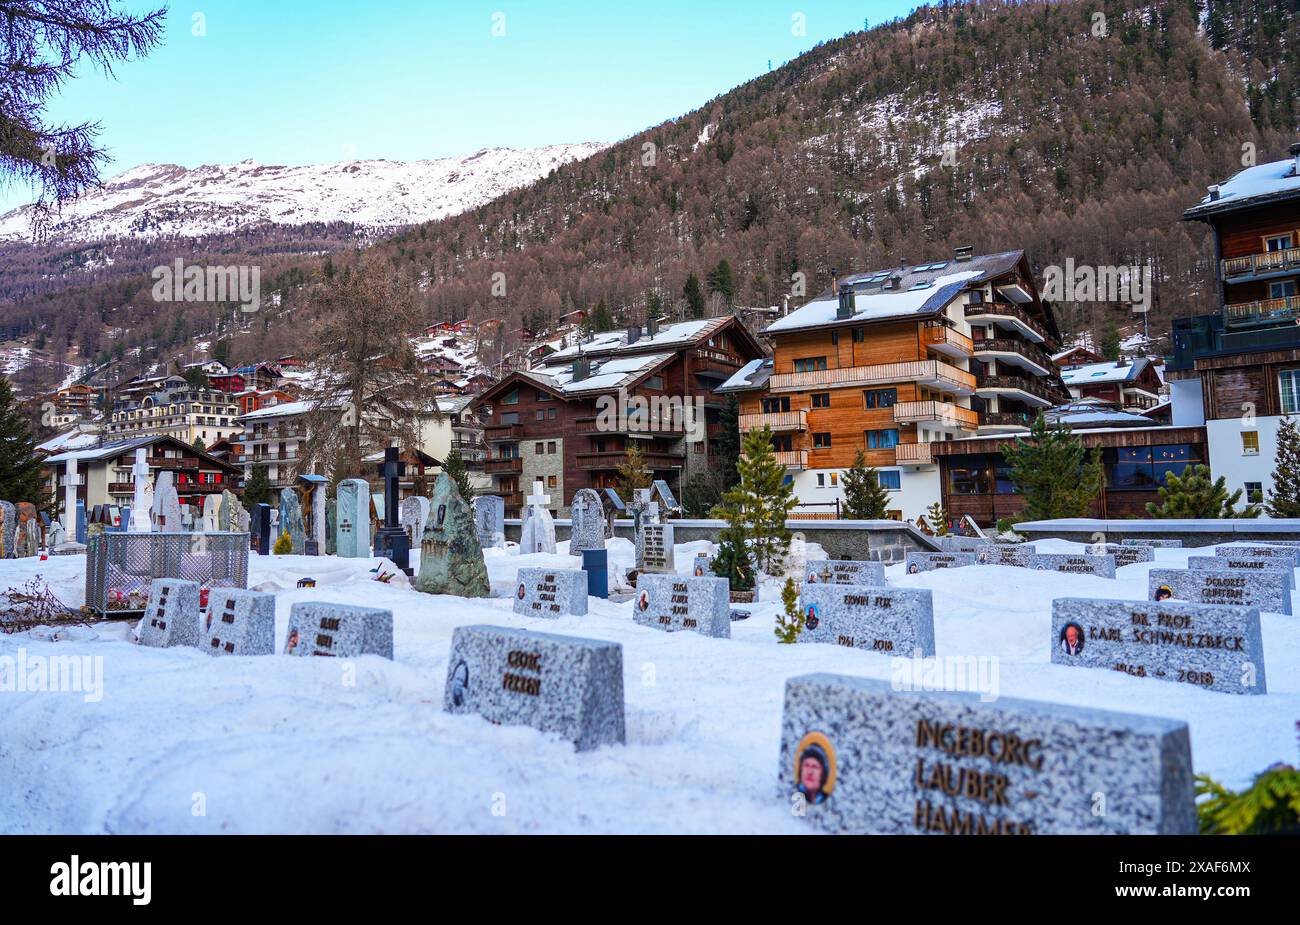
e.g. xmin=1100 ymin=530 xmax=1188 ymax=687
xmin=711 ymin=518 xmax=754 ymax=591
xmin=715 ymin=395 xmax=742 ymax=489
xmin=615 ymin=444 xmax=652 ymax=501
xmin=718 ymin=426 xmax=797 ymax=576
xmin=774 ymin=576 xmax=805 ymax=643
xmin=841 ymin=450 xmax=890 ymax=519
xmin=925 ymin=501 xmax=950 ymax=536
xmin=707 ymin=259 xmax=736 ymax=306
xmin=0 ymin=376 xmax=50 ymax=509
xmin=242 ymin=465 xmax=274 ymax=510
xmin=1147 ymin=464 xmax=1262 ymax=519
xmin=1004 ymin=413 xmax=1104 ymax=521
xmin=442 ymin=448 xmax=475 ymax=501
xmin=1098 ymin=316 xmax=1122 ymax=361
xmin=192 ymin=437 xmax=206 ymax=453
xmin=272 ymin=532 xmax=293 ymax=555
xmin=1266 ymin=416 xmax=1300 ymax=517
xmin=682 ymin=273 xmax=706 ymax=319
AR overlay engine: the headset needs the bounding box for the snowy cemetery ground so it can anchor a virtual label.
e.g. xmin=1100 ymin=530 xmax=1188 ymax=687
xmin=0 ymin=537 xmax=1297 ymax=834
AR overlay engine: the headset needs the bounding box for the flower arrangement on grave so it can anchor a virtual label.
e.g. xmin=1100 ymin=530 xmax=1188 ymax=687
xmin=774 ymin=577 xmax=804 ymax=644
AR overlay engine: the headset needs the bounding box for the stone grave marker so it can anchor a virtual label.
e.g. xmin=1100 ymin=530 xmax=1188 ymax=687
xmin=443 ymin=624 xmax=625 ymax=752
xmin=335 ymin=478 xmax=370 ymax=558
xmin=1084 ymin=543 xmax=1154 ymax=567
xmin=1121 ymin=538 xmax=1183 ymax=548
xmin=138 ymin=579 xmax=203 ymax=649
xmin=416 ymin=473 xmax=490 ymax=598
xmin=692 ymin=552 xmax=714 ymax=577
xmin=0 ymin=501 xmax=13 ymax=558
xmin=1189 ymin=555 xmax=1295 ymax=589
xmin=797 ymin=584 xmax=934 ymax=656
xmin=284 ymin=602 xmax=394 ymax=659
xmin=805 ymin=559 xmax=885 ymax=586
xmin=568 ymin=488 xmax=605 ymax=553
xmin=778 ymin=674 xmax=1194 ymax=834
xmin=636 ymin=517 xmax=674 ymax=574
xmin=1149 ymin=568 xmax=1292 ymax=615
xmin=279 ymin=487 xmax=306 ymax=554
xmin=1027 ymin=553 xmax=1116 ymax=579
xmin=472 ymin=495 xmax=505 ymax=549
xmin=518 ymin=481 xmax=557 ymax=555
xmin=933 ymin=535 xmax=993 ymax=553
xmin=975 ymin=544 xmax=1035 ymax=567
xmin=904 ymin=551 xmax=977 ymax=573
xmin=600 ymin=488 xmax=624 ymax=539
xmin=513 ymin=567 xmax=589 ymax=617
xmin=632 ymin=574 xmax=730 ymax=637
xmin=203 ymin=588 xmax=276 ymax=657
xmin=400 ymin=495 xmax=431 ymax=550
xmin=1051 ymin=597 xmax=1265 ymax=695
xmin=1214 ymin=544 xmax=1300 ymax=566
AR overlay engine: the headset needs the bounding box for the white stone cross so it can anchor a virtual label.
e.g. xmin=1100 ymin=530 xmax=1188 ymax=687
xmin=525 ymin=480 xmax=551 ymax=510
xmin=130 ymin=449 xmax=152 ymax=532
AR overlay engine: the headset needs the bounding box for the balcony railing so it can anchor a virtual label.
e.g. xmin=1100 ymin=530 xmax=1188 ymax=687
xmin=769 ymin=360 xmax=976 ymax=394
xmin=965 ymin=302 xmax=1049 ymax=343
xmin=774 ymin=449 xmax=808 ymax=470
xmin=575 ymin=451 xmax=685 ymax=471
xmin=573 ymin=411 xmax=690 ymax=435
xmin=894 ymin=442 xmax=933 ymax=465
xmin=980 ymin=411 xmax=1035 ymax=429
xmin=921 ymin=321 xmax=973 ymax=357
xmin=1225 ymin=295 xmax=1300 ymax=326
xmin=974 ymin=374 xmax=1059 ymax=406
xmin=972 ymin=337 xmax=1053 ymax=372
xmin=892 ymin=401 xmax=979 ymax=429
xmin=739 ymin=410 xmax=808 ymax=432
xmin=484 ymin=424 xmax=524 ymax=442
xmin=484 ymin=457 xmax=523 ymax=474
xmin=1222 ymin=247 xmax=1300 ymax=278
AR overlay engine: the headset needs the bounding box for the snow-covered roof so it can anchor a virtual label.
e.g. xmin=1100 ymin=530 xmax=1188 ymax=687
xmin=37 ymin=426 xmax=103 ymax=455
xmin=236 ymin=400 xmax=314 ymax=421
xmin=524 ymin=352 xmax=674 ymax=396
xmin=716 ymin=358 xmax=772 ymax=393
xmin=44 ymin=436 xmax=161 ymax=464
xmin=1185 ymin=152 xmax=1300 ymax=218
xmin=437 ymin=394 xmax=475 ymax=414
xmin=1060 ymin=358 xmax=1149 ymax=386
xmin=1046 ymin=399 xmax=1158 ymax=429
xmin=546 ymin=318 xmax=725 ymax=361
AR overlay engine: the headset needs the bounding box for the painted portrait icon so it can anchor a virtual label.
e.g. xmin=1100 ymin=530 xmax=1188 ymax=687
xmin=804 ymin=601 xmax=820 ymax=630
xmin=1058 ymin=621 xmax=1085 ymax=656
xmin=793 ymin=731 xmax=837 ymax=805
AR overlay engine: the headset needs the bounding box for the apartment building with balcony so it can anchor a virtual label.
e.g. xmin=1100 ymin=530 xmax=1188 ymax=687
xmin=1059 ymin=356 xmax=1164 ymax=411
xmin=470 ymin=316 xmax=764 ymax=517
xmin=106 ymin=375 xmax=241 ymax=446
xmin=718 ymin=249 xmax=1068 ymax=520
xmin=1169 ymin=140 xmax=1300 ymax=504
xmin=235 ymin=399 xmax=316 ymax=488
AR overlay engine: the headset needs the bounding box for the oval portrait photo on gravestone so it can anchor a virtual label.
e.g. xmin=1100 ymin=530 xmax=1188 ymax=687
xmin=1059 ymin=622 xmax=1085 ymax=656
xmin=449 ymin=660 xmax=469 ymax=708
xmin=806 ymin=570 xmax=818 ymax=583
xmin=805 ymin=602 xmax=820 ymax=630
xmin=516 ymin=583 xmax=526 ymax=601
xmin=284 ymin=629 xmax=299 ymax=655
xmin=1154 ymin=584 xmax=1173 ymax=602
xmin=794 ymin=731 xmax=837 ymax=805
xmin=637 ymin=590 xmax=650 ymax=612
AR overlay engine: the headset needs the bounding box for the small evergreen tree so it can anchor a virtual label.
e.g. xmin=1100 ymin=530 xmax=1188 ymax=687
xmin=712 ymin=518 xmax=754 ymax=591
xmin=242 ymin=465 xmax=274 ymax=510
xmin=681 ymin=471 xmax=723 ymax=517
xmin=1004 ymin=413 xmax=1104 ymax=521
xmin=841 ymin=450 xmax=890 ymax=519
xmin=925 ymin=501 xmax=950 ymax=536
xmin=0 ymin=376 xmax=50 ymax=509
xmin=1146 ymin=464 xmax=1261 ymax=518
xmin=1098 ymin=316 xmax=1122 ymax=361
xmin=682 ymin=272 xmax=706 ymax=319
xmin=272 ymin=531 xmax=293 ymax=555
xmin=1266 ymin=416 xmax=1300 ymax=517
xmin=442 ymin=448 xmax=475 ymax=501
xmin=774 ymin=576 xmax=805 ymax=643
xmin=718 ymin=426 xmax=797 ymax=575
xmin=615 ymin=444 xmax=652 ymax=501
xmin=192 ymin=437 xmax=206 ymax=453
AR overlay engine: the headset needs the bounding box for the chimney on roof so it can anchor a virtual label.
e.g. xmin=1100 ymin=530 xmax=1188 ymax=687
xmin=886 ymin=274 xmax=902 ymax=290
xmin=1291 ymin=141 xmax=1300 ymax=176
xmin=626 ymin=324 xmax=641 ymax=345
xmin=572 ymin=352 xmax=590 ymax=382
xmin=954 ymin=245 xmax=974 ymax=262
xmin=647 ymin=316 xmax=660 ymax=338
xmin=836 ymin=284 xmax=855 ymax=319
xmin=1207 ymin=184 xmax=1221 ymax=201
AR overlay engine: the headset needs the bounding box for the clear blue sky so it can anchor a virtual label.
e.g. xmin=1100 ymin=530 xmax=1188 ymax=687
xmin=0 ymin=0 xmax=922 ymax=211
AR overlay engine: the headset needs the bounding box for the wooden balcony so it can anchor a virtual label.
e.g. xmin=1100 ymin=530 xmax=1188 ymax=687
xmin=574 ymin=451 xmax=685 ymax=471
xmin=774 ymin=449 xmax=809 ymax=470
xmin=892 ymin=401 xmax=979 ymax=430
xmin=484 ymin=456 xmax=523 ymax=474
xmin=573 ymin=412 xmax=690 ymax=435
xmin=974 ymin=374 xmax=1058 ymax=407
xmin=965 ymin=303 xmax=1049 ymax=344
xmin=502 ymin=493 xmax=524 ymax=509
xmin=739 ymin=410 xmax=807 ymax=432
xmin=972 ymin=337 xmax=1054 ymax=374
xmin=980 ymin=411 xmax=1035 ymax=430
xmin=894 ymin=442 xmax=934 ymax=465
xmin=769 ymin=360 xmax=976 ymax=394
xmin=483 ymin=423 xmax=524 ymax=442
xmin=1224 ymin=295 xmax=1300 ymax=326
xmin=922 ymin=321 xmax=973 ymax=358
xmin=1222 ymin=247 xmax=1300 ymax=279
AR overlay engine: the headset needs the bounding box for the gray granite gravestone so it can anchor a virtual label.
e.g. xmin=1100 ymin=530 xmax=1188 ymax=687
xmin=472 ymin=495 xmax=505 ymax=549
xmin=203 ymin=588 xmax=276 ymax=657
xmin=443 ymin=624 xmax=625 ymax=752
xmin=797 ymin=584 xmax=934 ymax=656
xmin=779 ymin=674 xmax=1195 ymax=834
xmin=513 ymin=567 xmax=589 ymax=617
xmin=651 ymin=479 xmax=680 ymax=513
xmin=278 ymin=487 xmax=306 ymax=554
xmin=1084 ymin=543 xmax=1154 ymax=567
xmin=933 ymin=535 xmax=993 ymax=553
xmin=568 ymin=488 xmax=606 ymax=553
xmin=1189 ymin=555 xmax=1295 ymax=589
xmin=400 ymin=495 xmax=431 ymax=550
xmin=335 ymin=479 xmax=370 ymax=558
xmin=975 ymin=544 xmax=1036 ymax=567
xmin=416 ymin=473 xmax=490 ymax=597
xmin=1027 ymin=553 xmax=1116 ymax=579
xmin=600 ymin=488 xmax=624 ymax=539
xmin=637 ymin=521 xmax=675 ymax=574
xmin=1051 ymin=597 xmax=1265 ymax=695
xmin=904 ymin=551 xmax=978 ymax=573
xmin=138 ymin=579 xmax=203 ymax=649
xmin=1122 ymin=538 xmax=1183 ymax=548
xmin=632 ymin=574 xmax=730 ymax=637
xmin=804 ymin=559 xmax=885 ymax=586
xmin=284 ymin=602 xmax=394 ymax=659
xmin=154 ymin=472 xmax=183 ymax=532
xmin=691 ymin=552 xmax=715 ymax=577
xmin=1214 ymin=544 xmax=1300 ymax=565
xmin=1149 ymin=568 xmax=1292 ymax=614
xmin=1 ymin=500 xmax=18 ymax=558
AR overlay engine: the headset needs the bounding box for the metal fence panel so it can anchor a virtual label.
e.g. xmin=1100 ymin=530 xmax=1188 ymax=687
xmin=85 ymin=532 xmax=250 ymax=616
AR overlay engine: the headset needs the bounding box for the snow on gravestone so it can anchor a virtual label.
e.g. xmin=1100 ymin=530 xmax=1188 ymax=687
xmin=334 ymin=479 xmax=371 ymax=558
xmin=636 ymin=522 xmax=674 ymax=574
xmin=804 ymin=559 xmax=885 ymax=586
xmin=1084 ymin=543 xmax=1154 ymax=567
xmin=138 ymin=579 xmax=203 ymax=649
xmin=1189 ymin=555 xmax=1295 ymax=589
xmin=778 ymin=674 xmax=1195 ymax=834
xmin=443 ymin=624 xmax=625 ymax=752
xmin=932 ymin=535 xmax=993 ymax=553
xmin=1121 ymin=538 xmax=1183 ymax=548
xmin=203 ymin=588 xmax=276 ymax=657
xmin=283 ymin=602 xmax=394 ymax=659
xmin=568 ymin=489 xmax=605 ymax=553
xmin=513 ymin=567 xmax=588 ymax=618
xmin=975 ymin=544 xmax=1036 ymax=567
xmin=632 ymin=574 xmax=730 ymax=638
xmin=472 ymin=496 xmax=504 ymax=549
xmin=904 ymin=551 xmax=977 ymax=573
xmin=1051 ymin=597 xmax=1265 ymax=695
xmin=797 ymin=584 xmax=935 ymax=657
xmin=1027 ymin=553 xmax=1117 ymax=579
xmin=1214 ymin=544 xmax=1300 ymax=565
xmin=691 ymin=552 xmax=714 ymax=577
xmin=1149 ymin=568 xmax=1292 ymax=615
xmin=400 ymin=496 xmax=431 ymax=550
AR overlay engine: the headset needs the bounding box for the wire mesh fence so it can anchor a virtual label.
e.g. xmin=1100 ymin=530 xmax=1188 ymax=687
xmin=85 ymin=532 xmax=250 ymax=617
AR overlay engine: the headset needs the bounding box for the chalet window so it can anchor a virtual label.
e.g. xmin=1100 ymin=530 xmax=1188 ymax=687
xmin=548 ymin=476 xmax=557 ymax=488
xmin=1245 ymin=481 xmax=1264 ymax=503
xmin=501 ymin=389 xmax=519 ymax=405
xmin=535 ymin=443 xmax=545 ymax=454
xmin=830 ymin=331 xmax=839 ymax=345
xmin=852 ymin=328 xmax=865 ymax=343
xmin=948 ymin=467 xmax=987 ymax=495
xmin=813 ymin=432 xmax=832 ymax=449
xmin=863 ymin=388 xmax=897 ymax=409
xmin=968 ymin=290 xmax=984 ymax=305
xmin=548 ymin=408 xmax=557 ymax=419
xmin=874 ymin=470 xmax=901 ymax=491
xmin=1109 ymin=444 xmax=1199 ymax=488
xmin=500 ymin=412 xmax=519 ymax=425
xmin=794 ymin=357 xmax=827 ymax=373
xmin=816 ymin=474 xmax=824 ymax=487
xmin=1266 ymin=234 xmax=1294 ymax=251
xmin=761 ymin=396 xmax=791 ymax=413
xmin=865 ymin=429 xmax=899 ymax=449
xmin=536 ymin=389 xmax=552 ymax=401
xmin=536 ymin=410 xmax=545 ymax=421
xmin=1268 ymin=279 xmax=1297 ymax=300
xmin=644 ymin=375 xmax=664 ymax=390
xmin=829 ymin=472 xmax=839 ymax=487
xmin=811 ymin=393 xmax=830 ymax=409
xmin=1241 ymin=432 xmax=1259 ymax=456
xmin=548 ymin=441 xmax=557 ymax=454
xmin=1281 ymin=370 xmax=1300 ymax=414
xmin=771 ymin=434 xmax=793 ymax=452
